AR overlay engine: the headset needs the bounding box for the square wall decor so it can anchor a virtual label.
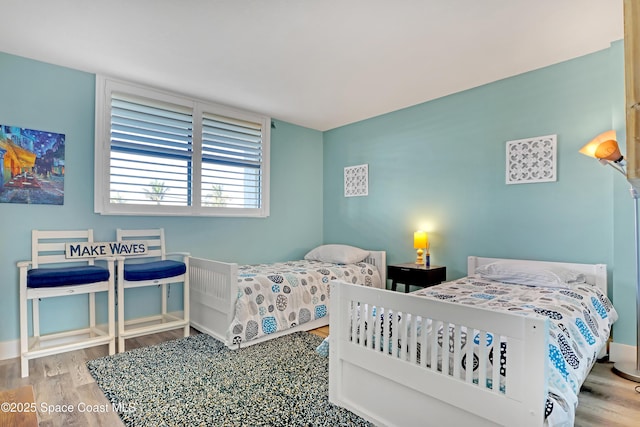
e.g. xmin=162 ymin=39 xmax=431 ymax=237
xmin=506 ymin=134 xmax=557 ymax=184
xmin=0 ymin=124 xmax=65 ymax=204
xmin=344 ymin=164 xmax=368 ymax=197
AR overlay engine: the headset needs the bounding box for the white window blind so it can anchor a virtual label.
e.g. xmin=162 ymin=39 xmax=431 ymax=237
xmin=110 ymin=95 xmax=194 ymax=206
xmin=95 ymin=76 xmax=270 ymax=217
xmin=201 ymin=113 xmax=263 ymax=209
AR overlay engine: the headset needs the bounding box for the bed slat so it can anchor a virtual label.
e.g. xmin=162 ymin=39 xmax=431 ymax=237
xmin=478 ymin=329 xmax=488 ymax=389
xmin=409 ymin=315 xmax=418 ymax=364
xmin=465 ymin=329 xmax=474 ymax=383
xmin=430 ymin=319 xmax=439 ymax=371
xmin=441 ymin=322 xmax=450 ymax=375
xmin=453 ymin=324 xmax=462 ymax=379
xmin=420 ymin=318 xmax=428 ymax=368
xmin=491 ymin=337 xmax=501 ymax=393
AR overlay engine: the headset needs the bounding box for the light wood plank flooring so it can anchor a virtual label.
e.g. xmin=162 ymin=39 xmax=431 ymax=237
xmin=0 ymin=327 xmax=638 ymax=426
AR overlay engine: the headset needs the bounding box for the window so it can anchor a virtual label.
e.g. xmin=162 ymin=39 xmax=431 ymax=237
xmin=95 ymin=76 xmax=270 ymax=217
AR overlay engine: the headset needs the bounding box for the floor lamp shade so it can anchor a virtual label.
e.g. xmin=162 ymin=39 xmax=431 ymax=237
xmin=579 ymin=130 xmax=623 ymax=162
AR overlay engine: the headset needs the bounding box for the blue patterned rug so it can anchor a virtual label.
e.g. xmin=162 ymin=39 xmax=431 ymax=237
xmin=87 ymin=332 xmax=371 ymax=426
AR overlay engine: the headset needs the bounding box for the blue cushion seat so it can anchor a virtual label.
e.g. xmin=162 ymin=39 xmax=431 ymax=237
xmin=28 ymin=266 xmax=110 ymax=288
xmin=123 ymin=260 xmax=186 ymax=282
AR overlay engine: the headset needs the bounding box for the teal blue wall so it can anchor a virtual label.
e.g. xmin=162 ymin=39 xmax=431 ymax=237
xmin=323 ymin=42 xmax=634 ymax=346
xmin=0 ymin=52 xmax=324 ymax=342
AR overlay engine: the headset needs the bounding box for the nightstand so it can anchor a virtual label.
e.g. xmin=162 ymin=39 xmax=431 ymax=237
xmin=387 ymin=263 xmax=446 ymax=293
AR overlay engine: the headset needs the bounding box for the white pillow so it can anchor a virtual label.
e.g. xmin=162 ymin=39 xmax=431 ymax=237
xmin=475 ymin=261 xmax=586 ymax=288
xmin=304 ymin=244 xmax=370 ymax=264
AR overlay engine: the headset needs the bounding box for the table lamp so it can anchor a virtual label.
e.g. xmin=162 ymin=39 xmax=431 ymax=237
xmin=414 ymin=230 xmax=427 ymax=266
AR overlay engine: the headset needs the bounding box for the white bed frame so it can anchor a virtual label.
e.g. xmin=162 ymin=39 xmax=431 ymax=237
xmin=329 ymin=256 xmax=608 ymax=427
xmin=189 ymin=250 xmax=387 ymax=349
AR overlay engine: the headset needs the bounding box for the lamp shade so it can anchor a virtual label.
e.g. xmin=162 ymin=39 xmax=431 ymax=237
xmin=413 ymin=230 xmax=427 ymax=249
xmin=579 ymin=130 xmax=623 ymax=162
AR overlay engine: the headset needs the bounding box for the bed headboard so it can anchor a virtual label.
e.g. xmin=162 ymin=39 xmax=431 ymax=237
xmin=467 ymin=256 xmax=608 ymax=295
xmin=363 ymin=251 xmax=387 ymax=286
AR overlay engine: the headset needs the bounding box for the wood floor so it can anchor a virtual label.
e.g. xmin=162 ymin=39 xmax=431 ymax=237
xmin=0 ymin=327 xmax=638 ymax=426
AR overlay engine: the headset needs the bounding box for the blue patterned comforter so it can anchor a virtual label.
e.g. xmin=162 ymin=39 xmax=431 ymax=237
xmin=228 ymin=260 xmax=381 ymax=346
xmin=412 ymin=277 xmax=618 ymax=427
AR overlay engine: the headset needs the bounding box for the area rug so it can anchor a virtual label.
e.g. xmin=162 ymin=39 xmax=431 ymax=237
xmin=87 ymin=332 xmax=372 ymax=426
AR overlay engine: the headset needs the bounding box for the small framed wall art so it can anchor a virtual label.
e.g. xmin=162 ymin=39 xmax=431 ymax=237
xmin=506 ymin=134 xmax=557 ymax=185
xmin=344 ymin=163 xmax=368 ymax=197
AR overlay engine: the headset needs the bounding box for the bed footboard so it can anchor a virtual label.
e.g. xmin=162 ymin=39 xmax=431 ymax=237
xmin=189 ymin=257 xmax=237 ymax=344
xmin=329 ymin=281 xmax=548 ymax=427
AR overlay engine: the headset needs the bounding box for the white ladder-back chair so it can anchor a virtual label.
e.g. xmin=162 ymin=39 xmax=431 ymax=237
xmin=18 ymin=229 xmax=116 ymax=378
xmin=116 ymin=228 xmax=190 ymax=352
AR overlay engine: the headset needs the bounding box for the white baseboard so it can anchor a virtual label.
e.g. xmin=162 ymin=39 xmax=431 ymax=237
xmin=0 ymin=338 xmax=19 ymax=361
xmin=610 ymin=341 xmax=637 ymax=362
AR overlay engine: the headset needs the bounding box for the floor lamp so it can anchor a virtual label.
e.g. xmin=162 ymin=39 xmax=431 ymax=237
xmin=580 ymin=130 xmax=640 ymax=382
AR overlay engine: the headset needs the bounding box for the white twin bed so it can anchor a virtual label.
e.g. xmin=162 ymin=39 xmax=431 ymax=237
xmin=328 ymin=256 xmax=618 ymax=427
xmin=188 ymin=248 xmax=386 ymax=349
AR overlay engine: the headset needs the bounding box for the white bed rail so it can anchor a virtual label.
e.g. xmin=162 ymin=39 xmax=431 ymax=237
xmin=329 ymin=281 xmax=548 ymax=427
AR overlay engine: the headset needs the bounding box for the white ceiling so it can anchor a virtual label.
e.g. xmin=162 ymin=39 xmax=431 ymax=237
xmin=0 ymin=0 xmax=623 ymax=131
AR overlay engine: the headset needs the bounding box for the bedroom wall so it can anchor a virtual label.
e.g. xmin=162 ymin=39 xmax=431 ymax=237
xmin=0 ymin=52 xmax=324 ymax=354
xmin=323 ymin=41 xmax=635 ymax=348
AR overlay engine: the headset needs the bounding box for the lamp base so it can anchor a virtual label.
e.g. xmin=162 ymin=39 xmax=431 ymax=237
xmin=612 ymin=361 xmax=640 ymax=382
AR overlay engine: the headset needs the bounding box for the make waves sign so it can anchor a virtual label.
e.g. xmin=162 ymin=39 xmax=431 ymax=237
xmin=65 ymin=241 xmax=148 ymax=258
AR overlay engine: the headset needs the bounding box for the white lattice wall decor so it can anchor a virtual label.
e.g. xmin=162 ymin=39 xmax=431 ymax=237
xmin=344 ymin=164 xmax=368 ymax=197
xmin=506 ymin=135 xmax=557 ymax=184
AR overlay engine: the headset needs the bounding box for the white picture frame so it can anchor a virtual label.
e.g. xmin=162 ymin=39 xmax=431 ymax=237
xmin=344 ymin=164 xmax=368 ymax=197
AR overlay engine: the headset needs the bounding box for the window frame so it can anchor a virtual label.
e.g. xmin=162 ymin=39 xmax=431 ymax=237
xmin=94 ymin=76 xmax=270 ymax=217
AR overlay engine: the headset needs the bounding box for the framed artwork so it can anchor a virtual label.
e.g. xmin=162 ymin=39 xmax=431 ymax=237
xmin=0 ymin=124 xmax=65 ymax=205
xmin=344 ymin=164 xmax=369 ymax=197
xmin=506 ymin=134 xmax=557 ymax=184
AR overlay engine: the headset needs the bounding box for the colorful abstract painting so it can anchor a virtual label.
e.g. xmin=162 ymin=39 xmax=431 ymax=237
xmin=0 ymin=124 xmax=65 ymax=205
